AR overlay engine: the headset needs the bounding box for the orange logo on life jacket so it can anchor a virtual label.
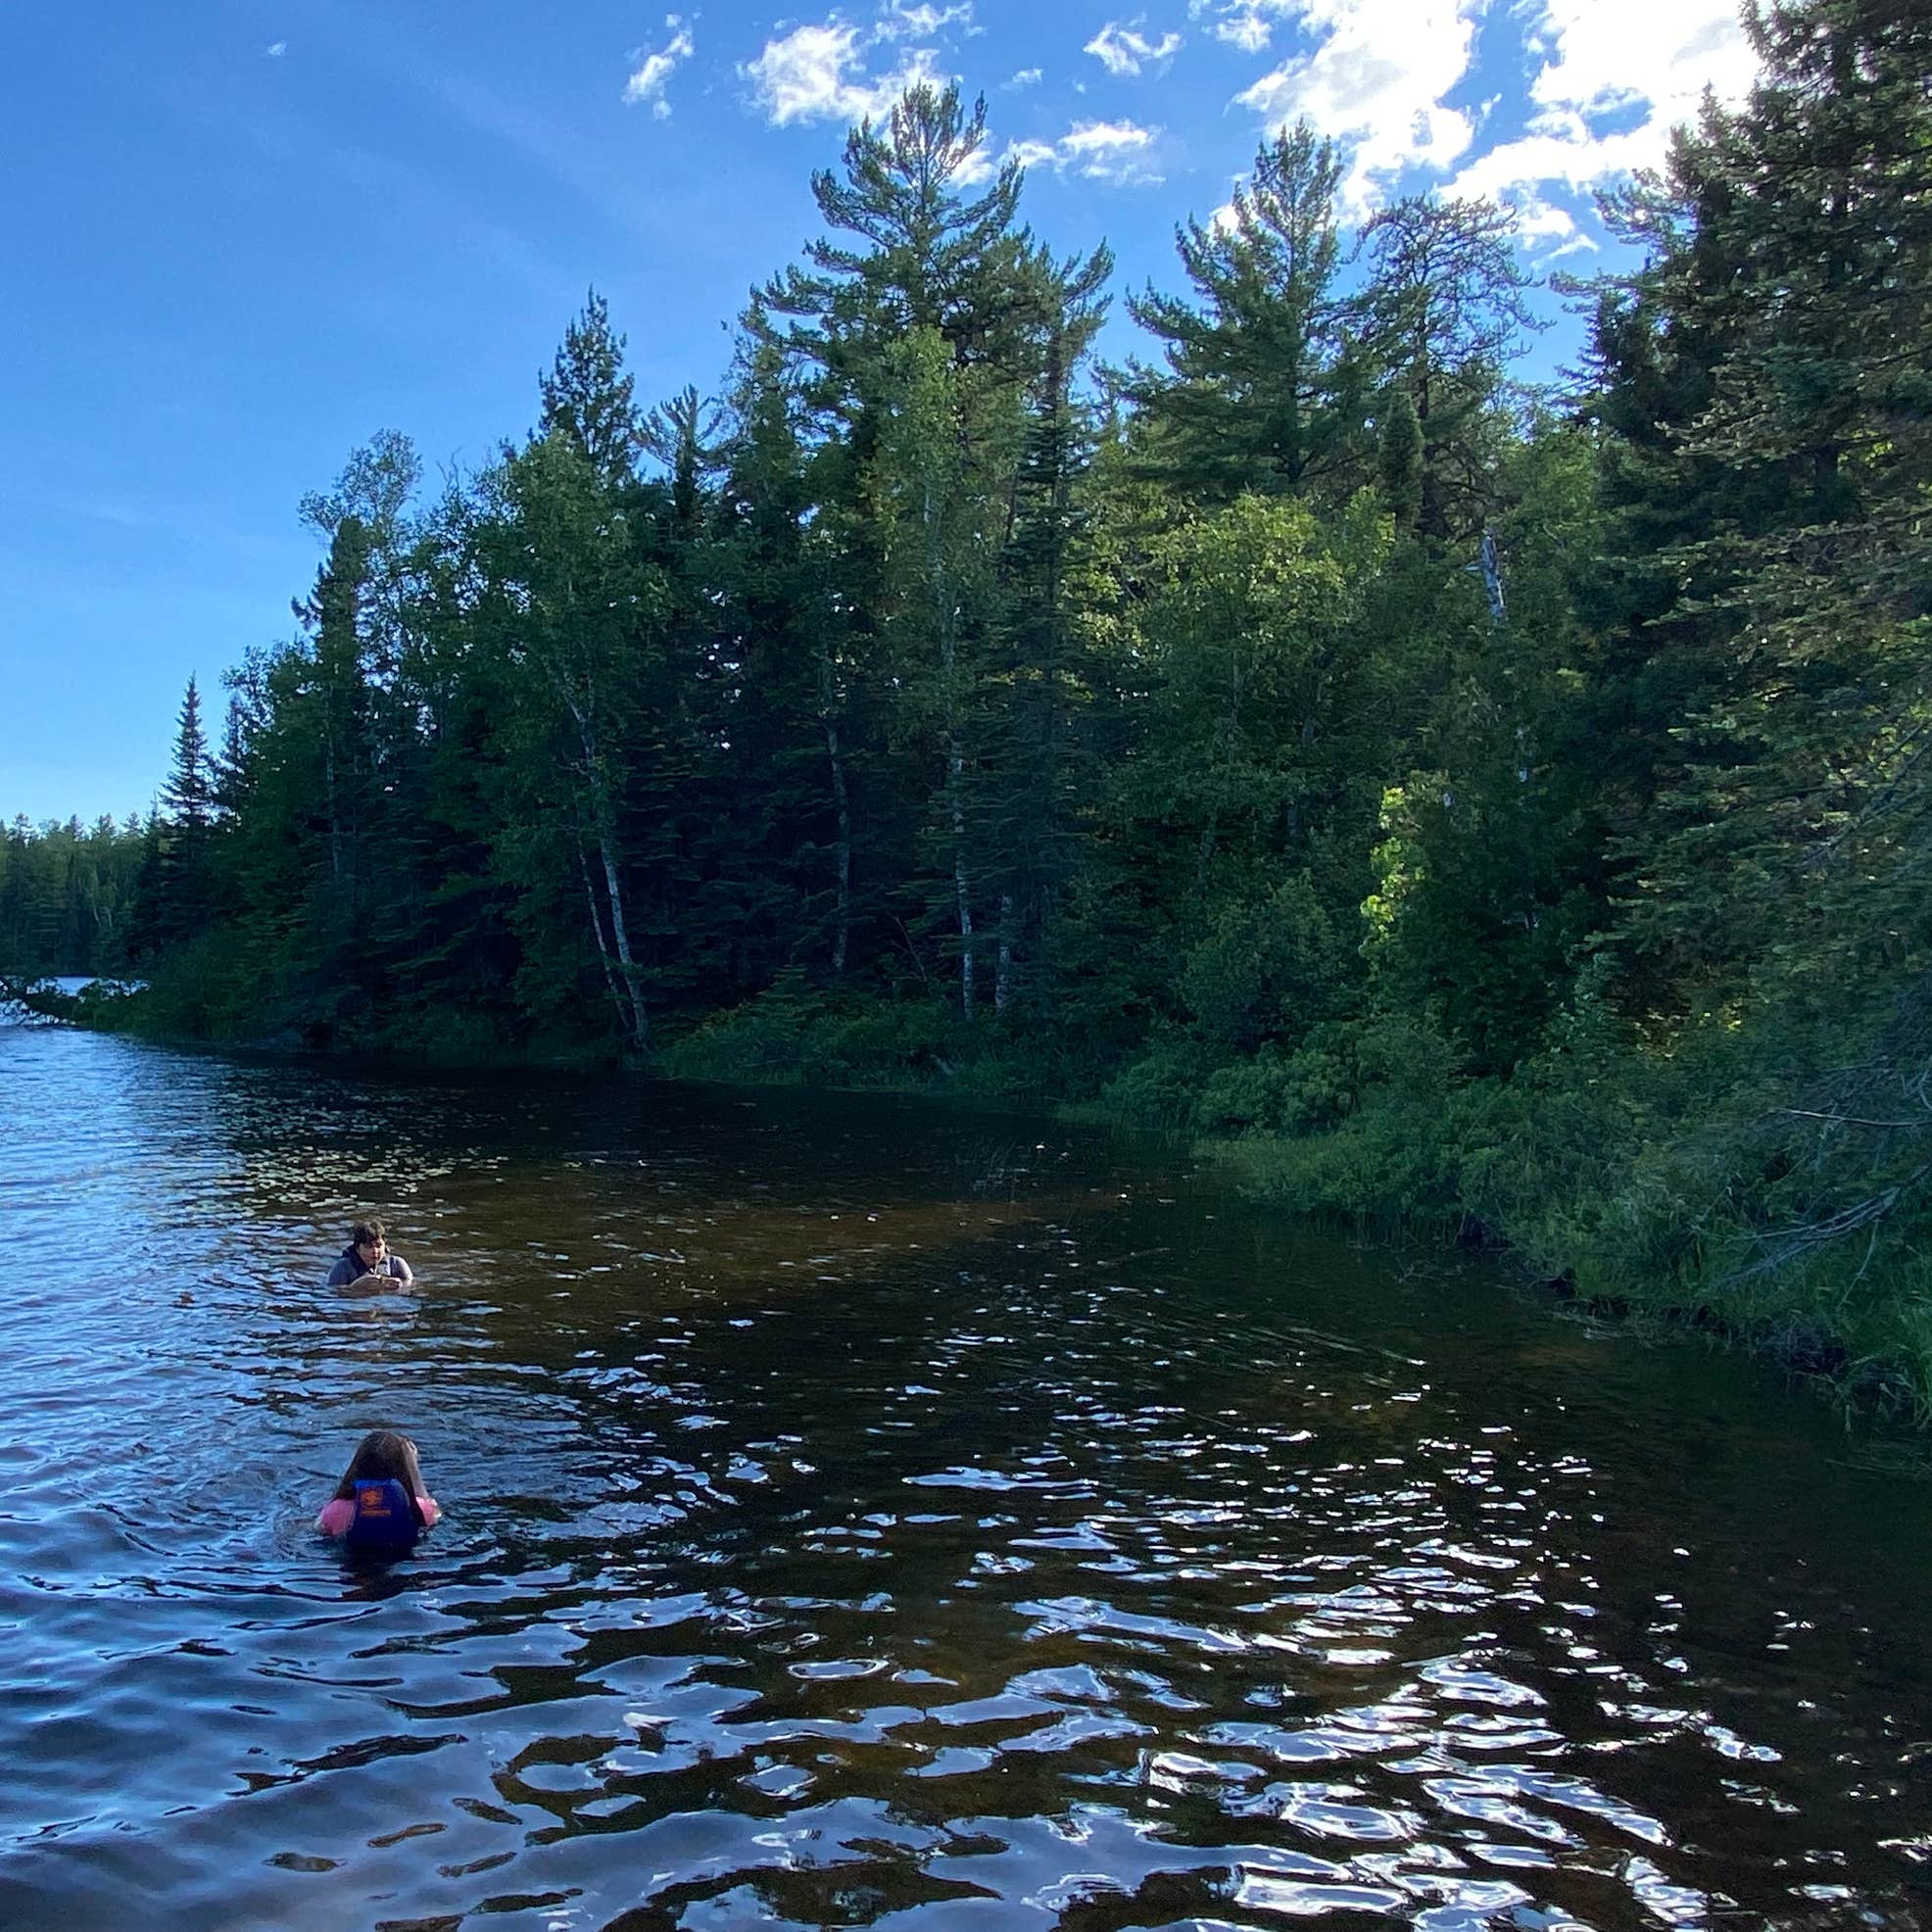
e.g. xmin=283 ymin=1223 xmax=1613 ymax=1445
xmin=356 ymin=1484 xmax=395 ymax=1515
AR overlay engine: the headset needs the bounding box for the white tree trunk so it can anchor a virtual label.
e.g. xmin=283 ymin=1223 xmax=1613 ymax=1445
xmin=929 ymin=473 xmax=975 ymax=1021
xmin=599 ymin=832 xmax=649 ymax=1051
xmin=566 ymin=694 xmax=649 ymax=1052
xmin=994 ymin=892 xmax=1014 ymax=1014
xmin=577 ymin=839 xmax=629 ymax=1041
xmin=951 ymin=732 xmax=974 ymax=1020
xmin=818 ymin=647 xmax=852 ymax=978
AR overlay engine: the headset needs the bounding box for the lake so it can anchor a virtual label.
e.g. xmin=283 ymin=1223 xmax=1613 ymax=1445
xmin=2 ymin=1016 xmax=1928 ymax=1930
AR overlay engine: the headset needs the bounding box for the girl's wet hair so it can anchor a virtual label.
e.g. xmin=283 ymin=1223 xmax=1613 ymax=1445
xmin=333 ymin=1429 xmax=428 ymax=1524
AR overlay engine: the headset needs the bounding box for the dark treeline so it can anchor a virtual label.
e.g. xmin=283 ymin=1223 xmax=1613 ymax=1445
xmin=92 ymin=0 xmax=1932 ymax=1403
xmin=0 ymin=816 xmax=144 ymax=977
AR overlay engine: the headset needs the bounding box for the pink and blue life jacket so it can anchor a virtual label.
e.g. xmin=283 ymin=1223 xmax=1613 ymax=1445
xmin=342 ymin=1477 xmax=421 ymax=1555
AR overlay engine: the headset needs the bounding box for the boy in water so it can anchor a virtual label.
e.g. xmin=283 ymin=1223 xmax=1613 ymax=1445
xmin=325 ymin=1218 xmax=415 ymax=1286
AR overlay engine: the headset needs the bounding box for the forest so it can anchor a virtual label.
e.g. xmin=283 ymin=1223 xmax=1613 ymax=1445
xmin=0 ymin=814 xmax=144 ymax=978
xmin=17 ymin=0 xmax=1932 ymax=1405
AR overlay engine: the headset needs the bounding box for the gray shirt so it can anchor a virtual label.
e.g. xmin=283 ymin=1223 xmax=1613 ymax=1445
xmin=325 ymin=1248 xmax=415 ymax=1287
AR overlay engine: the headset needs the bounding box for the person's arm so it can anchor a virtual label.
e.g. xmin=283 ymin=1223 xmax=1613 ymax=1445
xmin=416 ymin=1494 xmax=440 ymax=1526
xmin=316 ymin=1498 xmax=356 ymax=1536
xmin=389 ymin=1255 xmax=415 ymax=1284
xmin=324 ymin=1258 xmax=355 ymax=1287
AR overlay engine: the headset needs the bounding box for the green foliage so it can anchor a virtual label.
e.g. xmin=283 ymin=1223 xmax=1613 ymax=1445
xmin=1375 ymin=387 xmax=1422 ymax=528
xmin=1122 ymin=121 xmax=1364 ymax=505
xmin=1181 ymin=873 xmax=1350 ymax=1054
xmin=0 ymin=814 xmax=144 ymax=977
xmin=48 ymin=4 xmax=1932 ymax=1415
xmin=658 ymin=985 xmax=984 ymax=1092
xmin=539 ymin=291 xmax=640 ymax=488
xmin=1208 ymin=1014 xmax=1472 ymax=1225
xmin=1354 ymin=194 xmax=1538 ymax=544
xmin=107 ymin=929 xmax=259 ymax=1041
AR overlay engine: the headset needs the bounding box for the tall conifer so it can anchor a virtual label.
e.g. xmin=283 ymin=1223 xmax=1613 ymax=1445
xmin=1124 ymin=121 xmax=1361 ymax=503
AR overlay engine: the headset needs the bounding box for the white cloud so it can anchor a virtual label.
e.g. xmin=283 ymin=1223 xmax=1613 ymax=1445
xmin=1215 ymin=15 xmax=1274 ymax=52
xmin=622 ymin=19 xmax=695 ymax=118
xmin=1502 ymin=189 xmax=1598 ymax=258
xmin=1449 ymin=0 xmax=1756 ymax=208
xmin=265 ymin=39 xmax=288 ymax=58
xmin=877 ymin=0 xmax=975 ymax=36
xmin=953 ymin=144 xmax=999 ymax=185
xmin=1005 ymin=66 xmax=1043 ymax=88
xmin=1062 ymin=120 xmax=1159 ymax=181
xmin=1085 ymin=23 xmax=1184 ymax=76
xmin=1190 ymin=0 xmax=1294 ymax=53
xmin=1007 ymin=118 xmax=1164 ymax=185
xmin=1203 ymin=0 xmax=1757 ymax=253
xmin=1233 ymin=0 xmax=1483 ymax=208
xmin=744 ymin=18 xmax=947 ymax=126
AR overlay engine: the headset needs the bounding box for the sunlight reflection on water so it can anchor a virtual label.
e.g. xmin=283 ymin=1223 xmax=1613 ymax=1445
xmin=1 ymin=1019 xmax=1930 ymax=1930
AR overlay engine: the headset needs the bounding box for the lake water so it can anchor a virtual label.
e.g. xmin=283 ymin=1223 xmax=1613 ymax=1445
xmin=2 ymin=1018 xmax=1929 ymax=1931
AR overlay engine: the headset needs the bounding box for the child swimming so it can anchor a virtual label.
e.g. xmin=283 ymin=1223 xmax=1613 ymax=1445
xmin=325 ymin=1218 xmax=415 ymax=1287
xmin=317 ymin=1429 xmax=441 ymax=1551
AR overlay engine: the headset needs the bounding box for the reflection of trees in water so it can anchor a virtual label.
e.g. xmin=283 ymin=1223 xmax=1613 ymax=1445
xmin=12 ymin=1039 xmax=1932 ymax=1927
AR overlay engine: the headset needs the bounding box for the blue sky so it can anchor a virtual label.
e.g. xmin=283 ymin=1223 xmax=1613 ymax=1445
xmin=2 ymin=0 xmax=1759 ymax=826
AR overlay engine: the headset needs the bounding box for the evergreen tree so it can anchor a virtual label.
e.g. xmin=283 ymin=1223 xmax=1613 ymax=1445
xmin=539 ymin=291 xmax=640 ymax=488
xmin=1568 ymin=153 xmax=1784 ymax=1001
xmin=1356 ymin=195 xmax=1538 ymax=542
xmin=298 ymin=430 xmax=421 ymax=686
xmin=758 ymin=80 xmax=1110 ymax=1015
xmin=147 ymin=675 xmax=217 ymax=945
xmin=760 ymin=85 xmax=1049 ymax=387
xmin=1589 ymin=0 xmax=1932 ymax=1005
xmin=162 ymin=676 xmax=213 ymax=828
xmin=1123 ymin=121 xmax=1363 ymax=503
xmin=213 ymin=695 xmax=252 ymax=817
xmin=713 ymin=334 xmax=856 ymax=978
xmin=642 ymin=385 xmax=717 ymax=540
xmin=1376 ymin=386 xmax=1423 ymax=529
xmin=298 ymin=513 xmax=375 ymax=919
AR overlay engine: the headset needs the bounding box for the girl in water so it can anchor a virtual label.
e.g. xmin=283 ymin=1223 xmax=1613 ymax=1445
xmin=317 ymin=1429 xmax=440 ymax=1544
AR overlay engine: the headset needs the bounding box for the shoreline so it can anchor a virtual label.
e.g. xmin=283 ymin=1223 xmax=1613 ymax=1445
xmin=15 ymin=973 xmax=1923 ymax=1431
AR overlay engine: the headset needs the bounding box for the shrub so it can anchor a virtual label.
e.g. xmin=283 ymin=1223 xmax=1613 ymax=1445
xmin=658 ymin=986 xmax=985 ymax=1092
xmin=1180 ymin=873 xmax=1349 ymax=1054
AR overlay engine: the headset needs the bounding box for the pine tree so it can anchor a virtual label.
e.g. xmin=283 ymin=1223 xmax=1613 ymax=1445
xmin=1123 ymin=121 xmax=1363 ymax=504
xmin=757 ymin=81 xmax=1110 ymax=1015
xmin=163 ymin=676 xmax=213 ymax=828
xmin=296 ymin=515 xmax=374 ymax=914
xmin=641 ymin=386 xmax=717 ymax=541
xmin=540 ymin=292 xmax=640 ymax=488
xmin=1356 ymin=195 xmax=1538 ymax=544
xmin=1593 ymin=0 xmax=1932 ymax=1004
xmin=763 ymin=86 xmax=1033 ymax=381
xmin=1376 ymin=386 xmax=1423 ymax=530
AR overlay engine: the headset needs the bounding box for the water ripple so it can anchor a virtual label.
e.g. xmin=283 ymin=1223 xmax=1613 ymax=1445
xmin=1 ymin=1023 xmax=1929 ymax=1928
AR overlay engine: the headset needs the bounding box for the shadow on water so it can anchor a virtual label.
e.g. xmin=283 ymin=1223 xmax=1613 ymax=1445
xmin=2 ymin=1018 xmax=1930 ymax=1929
